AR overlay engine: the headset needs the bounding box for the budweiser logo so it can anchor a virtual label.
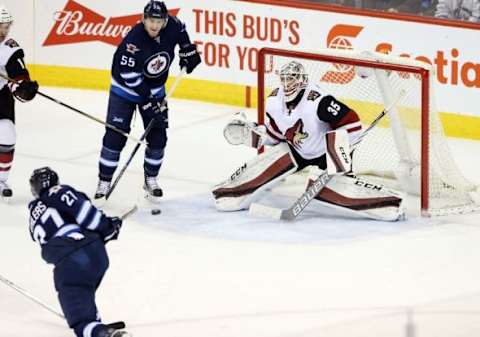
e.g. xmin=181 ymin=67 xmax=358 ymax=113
xmin=43 ymin=0 xmax=179 ymax=46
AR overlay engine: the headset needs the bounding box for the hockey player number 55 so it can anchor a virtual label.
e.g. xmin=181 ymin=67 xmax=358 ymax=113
xmin=120 ymin=55 xmax=135 ymax=67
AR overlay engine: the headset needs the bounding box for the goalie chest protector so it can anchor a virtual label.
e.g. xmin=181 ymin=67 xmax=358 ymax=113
xmin=265 ymin=83 xmax=332 ymax=160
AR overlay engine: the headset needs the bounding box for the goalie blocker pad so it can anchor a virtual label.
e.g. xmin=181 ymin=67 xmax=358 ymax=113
xmin=309 ymin=174 xmax=406 ymax=221
xmin=212 ymin=143 xmax=298 ymax=211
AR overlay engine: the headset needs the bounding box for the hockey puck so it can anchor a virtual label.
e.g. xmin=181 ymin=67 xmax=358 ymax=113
xmin=151 ymin=209 xmax=161 ymax=215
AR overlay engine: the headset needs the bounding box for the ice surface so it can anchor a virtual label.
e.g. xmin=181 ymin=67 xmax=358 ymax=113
xmin=1 ymin=87 xmax=480 ymax=337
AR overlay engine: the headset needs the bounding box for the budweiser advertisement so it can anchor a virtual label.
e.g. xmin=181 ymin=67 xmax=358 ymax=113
xmin=3 ymin=0 xmax=480 ymax=117
xmin=43 ymin=0 xmax=179 ymax=46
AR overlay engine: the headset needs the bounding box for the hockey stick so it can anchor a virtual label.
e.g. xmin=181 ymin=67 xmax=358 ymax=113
xmin=0 ymin=207 xmax=137 ymax=321
xmin=250 ymin=89 xmax=406 ymax=221
xmin=0 ymin=273 xmax=65 ymax=319
xmin=0 ymin=272 xmax=129 ymax=330
xmin=0 ymin=72 xmax=146 ymax=146
xmin=120 ymin=204 xmax=138 ymax=220
xmin=105 ymin=68 xmax=187 ymax=200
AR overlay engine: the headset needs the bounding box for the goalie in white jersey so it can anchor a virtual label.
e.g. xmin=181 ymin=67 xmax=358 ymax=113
xmin=0 ymin=6 xmax=39 ymax=198
xmin=212 ymin=61 xmax=405 ymax=221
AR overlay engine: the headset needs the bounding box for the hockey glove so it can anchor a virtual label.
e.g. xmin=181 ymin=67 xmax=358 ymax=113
xmin=10 ymin=79 xmax=39 ymax=102
xmin=223 ymin=112 xmax=266 ymax=149
xmin=103 ymin=216 xmax=123 ymax=242
xmin=179 ymin=44 xmax=201 ymax=74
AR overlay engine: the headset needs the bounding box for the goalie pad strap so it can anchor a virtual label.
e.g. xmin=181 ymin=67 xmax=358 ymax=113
xmin=316 ymin=186 xmax=402 ymax=210
xmin=326 ymin=131 xmax=345 ymax=173
xmin=213 ymin=153 xmax=296 ymax=199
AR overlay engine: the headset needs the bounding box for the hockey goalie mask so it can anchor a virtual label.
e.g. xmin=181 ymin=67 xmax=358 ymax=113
xmin=279 ymin=61 xmax=308 ymax=103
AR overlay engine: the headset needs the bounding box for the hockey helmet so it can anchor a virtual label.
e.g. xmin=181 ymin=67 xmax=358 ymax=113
xmin=279 ymin=61 xmax=308 ymax=102
xmin=30 ymin=167 xmax=59 ymax=198
xmin=144 ymin=1 xmax=168 ymax=19
xmin=0 ymin=6 xmax=12 ymax=24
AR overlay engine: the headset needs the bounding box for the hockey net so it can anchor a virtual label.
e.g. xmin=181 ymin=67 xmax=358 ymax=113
xmin=257 ymin=47 xmax=480 ymax=216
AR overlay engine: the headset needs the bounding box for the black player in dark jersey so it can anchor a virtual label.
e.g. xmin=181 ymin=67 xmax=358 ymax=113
xmin=0 ymin=6 xmax=38 ymax=198
xmin=95 ymin=1 xmax=201 ymax=202
xmin=29 ymin=167 xmax=131 ymax=337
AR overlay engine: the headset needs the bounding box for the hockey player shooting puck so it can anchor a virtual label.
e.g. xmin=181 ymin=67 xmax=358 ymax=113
xmin=151 ymin=208 xmax=161 ymax=215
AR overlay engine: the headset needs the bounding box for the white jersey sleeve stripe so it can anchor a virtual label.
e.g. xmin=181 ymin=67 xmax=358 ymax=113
xmin=76 ymin=200 xmax=92 ymax=224
xmin=86 ymin=211 xmax=102 ymax=230
xmin=120 ymin=72 xmax=142 ymax=79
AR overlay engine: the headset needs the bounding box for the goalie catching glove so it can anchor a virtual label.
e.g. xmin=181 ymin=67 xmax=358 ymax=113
xmin=223 ymin=112 xmax=267 ymax=149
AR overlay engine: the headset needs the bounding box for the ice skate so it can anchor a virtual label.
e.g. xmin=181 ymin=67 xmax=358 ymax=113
xmin=95 ymin=179 xmax=111 ymax=200
xmin=0 ymin=180 xmax=12 ymax=199
xmin=143 ymin=174 xmax=162 ymax=203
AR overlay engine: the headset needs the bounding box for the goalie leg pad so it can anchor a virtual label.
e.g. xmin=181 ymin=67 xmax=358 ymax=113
xmin=325 ymin=129 xmax=352 ymax=175
xmin=212 ymin=143 xmax=298 ymax=211
xmin=308 ymin=174 xmax=405 ymax=221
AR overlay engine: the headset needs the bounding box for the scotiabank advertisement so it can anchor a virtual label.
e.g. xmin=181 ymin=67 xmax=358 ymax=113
xmin=4 ymin=0 xmax=480 ymax=117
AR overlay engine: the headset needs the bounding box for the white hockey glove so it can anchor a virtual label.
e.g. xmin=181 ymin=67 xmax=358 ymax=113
xmin=325 ymin=129 xmax=352 ymax=175
xmin=223 ymin=112 xmax=266 ymax=149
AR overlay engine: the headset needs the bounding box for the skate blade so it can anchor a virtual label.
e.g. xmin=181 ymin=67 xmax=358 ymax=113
xmin=144 ymin=192 xmax=162 ymax=204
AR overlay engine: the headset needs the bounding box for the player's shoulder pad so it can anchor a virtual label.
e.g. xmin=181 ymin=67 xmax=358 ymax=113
xmin=39 ymin=184 xmax=65 ymax=201
xmin=5 ymin=39 xmax=20 ymax=48
xmin=169 ymin=15 xmax=185 ymax=30
xmin=123 ymin=23 xmax=147 ymax=44
xmin=0 ymin=40 xmax=23 ymax=64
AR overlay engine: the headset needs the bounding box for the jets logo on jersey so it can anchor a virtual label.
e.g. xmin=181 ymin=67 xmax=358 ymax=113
xmin=285 ymin=119 xmax=309 ymax=149
xmin=144 ymin=52 xmax=170 ymax=78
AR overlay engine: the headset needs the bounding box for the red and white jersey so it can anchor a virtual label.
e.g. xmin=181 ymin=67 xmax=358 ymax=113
xmin=265 ymin=83 xmax=362 ymax=160
xmin=0 ymin=36 xmax=25 ymax=90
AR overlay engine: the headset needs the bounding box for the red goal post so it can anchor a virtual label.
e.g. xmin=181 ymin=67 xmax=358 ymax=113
xmin=257 ymin=47 xmax=479 ymax=216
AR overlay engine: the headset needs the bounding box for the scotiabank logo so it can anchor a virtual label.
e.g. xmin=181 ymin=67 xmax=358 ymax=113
xmin=321 ymin=24 xmax=363 ymax=84
xmin=43 ymin=0 xmax=179 ymax=47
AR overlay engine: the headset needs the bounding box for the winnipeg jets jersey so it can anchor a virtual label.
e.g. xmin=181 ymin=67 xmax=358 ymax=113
xmin=111 ymin=16 xmax=192 ymax=103
xmin=265 ymin=83 xmax=362 ymax=160
xmin=0 ymin=36 xmax=28 ymax=90
xmin=28 ymin=184 xmax=110 ymax=264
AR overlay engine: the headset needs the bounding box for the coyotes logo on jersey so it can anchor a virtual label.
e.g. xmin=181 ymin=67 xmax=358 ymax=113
xmin=284 ymin=119 xmax=309 ymax=149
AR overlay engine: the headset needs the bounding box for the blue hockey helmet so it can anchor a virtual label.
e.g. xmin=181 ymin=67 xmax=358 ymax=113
xmin=143 ymin=1 xmax=168 ymax=19
xmin=30 ymin=167 xmax=59 ymax=197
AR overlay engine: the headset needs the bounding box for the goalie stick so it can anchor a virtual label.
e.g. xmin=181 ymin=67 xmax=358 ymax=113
xmin=0 ymin=72 xmax=147 ymax=147
xmin=250 ymin=89 xmax=406 ymax=221
xmin=105 ymin=68 xmax=187 ymax=200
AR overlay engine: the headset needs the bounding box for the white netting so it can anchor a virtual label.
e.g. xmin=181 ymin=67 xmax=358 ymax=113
xmin=259 ymin=48 xmax=480 ymax=216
